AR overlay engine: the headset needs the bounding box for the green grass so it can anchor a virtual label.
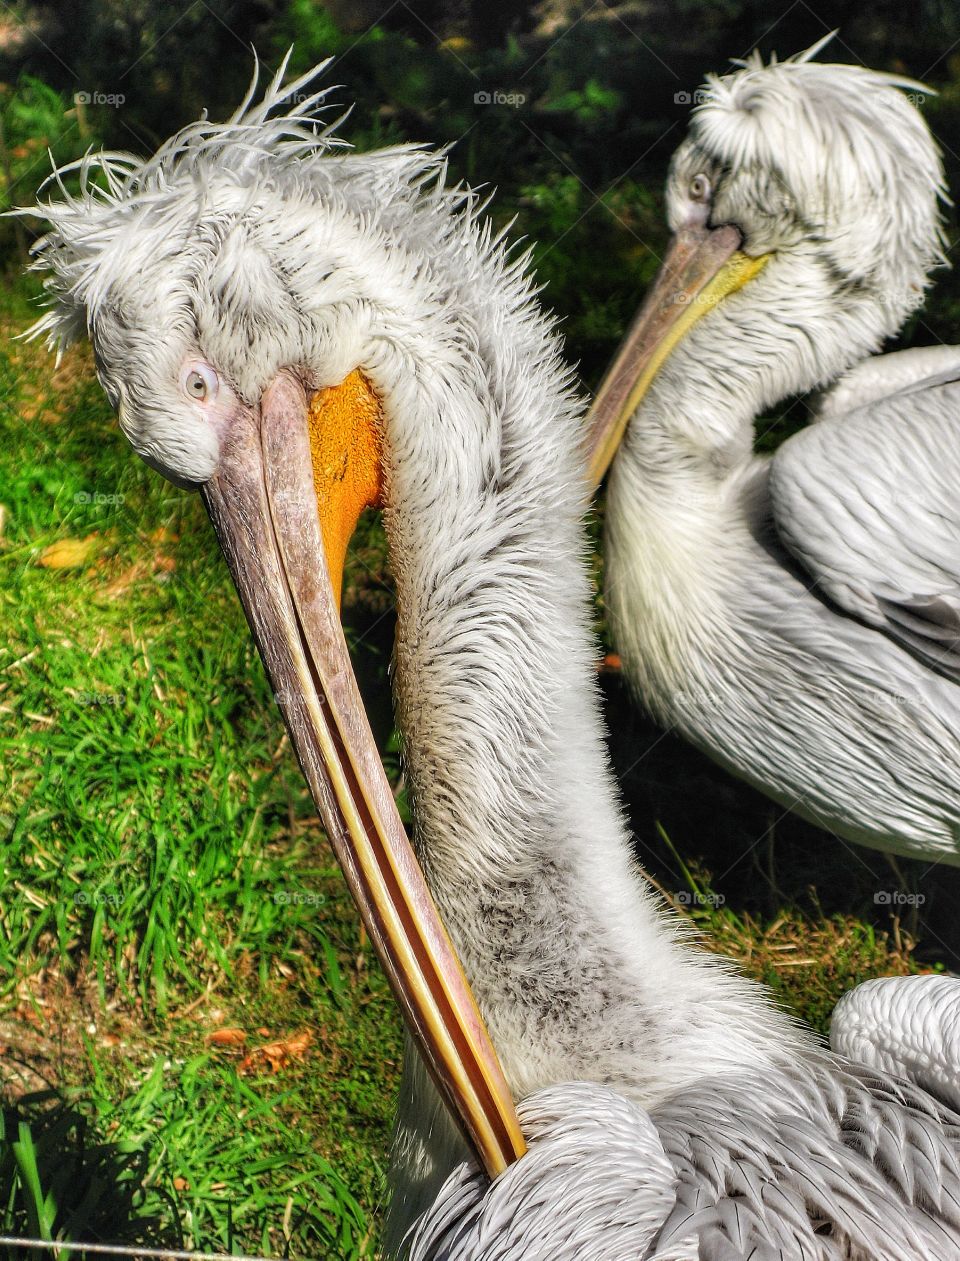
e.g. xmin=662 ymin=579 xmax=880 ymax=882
xmin=0 ymin=276 xmax=400 ymax=1256
xmin=0 ymin=270 xmax=944 ymax=1258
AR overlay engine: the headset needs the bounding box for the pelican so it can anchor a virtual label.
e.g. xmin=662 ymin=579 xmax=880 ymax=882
xmin=586 ymin=44 xmax=960 ymax=864
xmin=24 ymin=57 xmax=960 ymax=1260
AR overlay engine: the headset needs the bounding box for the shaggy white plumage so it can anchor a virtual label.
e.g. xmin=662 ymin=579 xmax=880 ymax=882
xmin=603 ymin=43 xmax=960 ymax=860
xmin=23 ymin=52 xmax=960 ymax=1260
xmin=831 ymin=974 xmax=960 ymax=1112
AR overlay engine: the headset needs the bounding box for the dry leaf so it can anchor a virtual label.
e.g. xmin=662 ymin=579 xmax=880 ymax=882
xmin=38 ymin=534 xmax=100 ymax=569
xmin=239 ymin=1028 xmax=313 ymax=1075
xmin=206 ymin=1027 xmax=246 ymax=1047
xmin=173 ymin=1177 xmax=190 ymax=1192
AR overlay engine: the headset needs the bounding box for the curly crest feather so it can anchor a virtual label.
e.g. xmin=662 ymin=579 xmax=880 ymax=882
xmin=18 ymin=51 xmax=465 ymax=358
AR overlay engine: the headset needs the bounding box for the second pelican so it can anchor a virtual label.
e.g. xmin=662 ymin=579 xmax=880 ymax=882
xmin=587 ymin=45 xmax=960 ymax=863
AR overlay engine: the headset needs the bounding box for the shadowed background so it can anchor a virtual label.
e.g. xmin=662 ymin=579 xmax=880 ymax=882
xmin=0 ymin=1 xmax=959 ymax=1256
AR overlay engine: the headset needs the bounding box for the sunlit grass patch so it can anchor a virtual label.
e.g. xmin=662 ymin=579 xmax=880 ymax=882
xmin=0 ymin=276 xmax=401 ymax=1255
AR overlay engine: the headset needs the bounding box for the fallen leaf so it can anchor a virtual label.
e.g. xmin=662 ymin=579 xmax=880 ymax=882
xmin=38 ymin=534 xmax=100 ymax=569
xmin=239 ymin=1028 xmax=313 ymax=1075
xmin=206 ymin=1027 xmax=246 ymax=1047
xmin=173 ymin=1177 xmax=190 ymax=1192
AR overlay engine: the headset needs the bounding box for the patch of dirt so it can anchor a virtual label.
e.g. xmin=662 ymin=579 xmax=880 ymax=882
xmin=0 ymin=964 xmax=138 ymax=1100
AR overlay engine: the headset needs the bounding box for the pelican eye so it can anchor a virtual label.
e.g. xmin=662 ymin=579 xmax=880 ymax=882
xmin=181 ymin=362 xmax=219 ymax=404
xmin=689 ymin=174 xmax=711 ymax=203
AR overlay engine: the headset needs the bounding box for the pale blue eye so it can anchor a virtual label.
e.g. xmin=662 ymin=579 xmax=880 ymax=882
xmin=181 ymin=361 xmax=219 ymax=404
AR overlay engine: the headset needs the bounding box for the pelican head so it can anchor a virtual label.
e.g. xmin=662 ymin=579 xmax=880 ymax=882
xmin=587 ymin=41 xmax=948 ymax=482
xmin=25 ymin=56 xmax=531 ymax=1180
xmin=29 ymin=63 xmax=441 ymax=495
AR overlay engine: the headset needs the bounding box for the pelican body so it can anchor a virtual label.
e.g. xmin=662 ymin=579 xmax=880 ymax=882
xmin=25 ymin=57 xmax=960 ymax=1260
xmin=587 ymin=46 xmax=960 ymax=863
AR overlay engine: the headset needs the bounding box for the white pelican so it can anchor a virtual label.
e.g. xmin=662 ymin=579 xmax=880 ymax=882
xmin=586 ymin=44 xmax=960 ymax=864
xmin=24 ymin=57 xmax=960 ymax=1260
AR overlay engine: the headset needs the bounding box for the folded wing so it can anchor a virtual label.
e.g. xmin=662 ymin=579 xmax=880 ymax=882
xmin=768 ymin=367 xmax=960 ymax=681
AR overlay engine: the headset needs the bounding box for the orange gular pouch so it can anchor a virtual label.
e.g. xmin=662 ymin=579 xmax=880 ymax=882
xmin=307 ymin=368 xmax=384 ymax=607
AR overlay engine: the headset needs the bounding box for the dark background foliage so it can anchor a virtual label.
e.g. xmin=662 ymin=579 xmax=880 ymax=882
xmin=4 ymin=0 xmax=960 ymax=383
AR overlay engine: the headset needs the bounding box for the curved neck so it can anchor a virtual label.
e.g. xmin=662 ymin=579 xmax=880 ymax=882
xmin=370 ymin=251 xmax=805 ymax=1100
xmin=623 ymin=247 xmax=899 ymax=478
xmin=380 ymin=301 xmax=629 ymax=950
xmin=375 ymin=235 xmax=811 ymax=1246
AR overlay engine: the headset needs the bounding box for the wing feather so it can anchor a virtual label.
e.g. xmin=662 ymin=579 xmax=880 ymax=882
xmin=768 ymin=367 xmax=960 ymax=681
xmin=409 ymin=1060 xmax=960 ymax=1259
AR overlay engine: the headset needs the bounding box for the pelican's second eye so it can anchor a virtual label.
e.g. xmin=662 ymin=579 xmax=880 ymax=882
xmin=690 ymin=174 xmax=711 ymax=202
xmin=181 ymin=363 xmax=219 ymax=404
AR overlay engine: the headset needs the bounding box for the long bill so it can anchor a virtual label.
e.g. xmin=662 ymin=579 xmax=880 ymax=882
xmin=583 ymin=223 xmax=770 ymax=488
xmin=201 ymin=370 xmax=526 ymax=1179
